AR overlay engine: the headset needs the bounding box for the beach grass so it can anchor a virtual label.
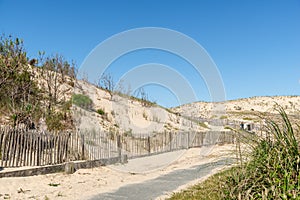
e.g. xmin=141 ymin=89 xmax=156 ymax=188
xmin=169 ymin=105 xmax=300 ymax=199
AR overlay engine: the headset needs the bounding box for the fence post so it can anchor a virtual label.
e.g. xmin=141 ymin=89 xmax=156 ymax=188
xmin=187 ymin=132 xmax=190 ymax=149
xmin=117 ymin=135 xmax=121 ymax=159
xmin=81 ymin=134 xmax=85 ymax=160
xmin=201 ymin=132 xmax=204 ymax=146
xmin=147 ymin=136 xmax=151 ymax=154
xmin=37 ymin=135 xmax=40 ymax=166
xmin=0 ymin=131 xmax=3 ymax=167
xmin=169 ymin=132 xmax=172 ymax=151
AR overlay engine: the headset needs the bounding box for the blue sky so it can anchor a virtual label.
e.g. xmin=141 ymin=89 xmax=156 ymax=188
xmin=0 ymin=0 xmax=300 ymax=107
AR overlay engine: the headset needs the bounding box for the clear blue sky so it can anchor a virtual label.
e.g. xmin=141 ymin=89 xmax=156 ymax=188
xmin=1 ymin=0 xmax=300 ymax=107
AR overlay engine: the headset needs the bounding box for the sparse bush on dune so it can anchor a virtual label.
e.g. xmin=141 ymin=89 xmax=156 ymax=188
xmin=72 ymin=94 xmax=93 ymax=110
xmin=45 ymin=112 xmax=64 ymax=132
xmin=0 ymin=34 xmax=76 ymax=130
xmin=96 ymin=108 xmax=105 ymax=115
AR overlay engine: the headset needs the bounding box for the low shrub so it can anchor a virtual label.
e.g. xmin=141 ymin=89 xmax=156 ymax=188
xmin=72 ymin=94 xmax=93 ymax=109
xmin=97 ymin=108 xmax=105 ymax=115
xmin=46 ymin=112 xmax=64 ymax=131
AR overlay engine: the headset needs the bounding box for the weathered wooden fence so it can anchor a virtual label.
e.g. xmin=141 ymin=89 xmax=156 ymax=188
xmin=118 ymin=131 xmax=235 ymax=159
xmin=0 ymin=127 xmax=71 ymax=167
xmin=0 ymin=127 xmax=121 ymax=168
xmin=77 ymin=130 xmax=119 ymax=160
xmin=0 ymin=126 xmax=235 ymax=168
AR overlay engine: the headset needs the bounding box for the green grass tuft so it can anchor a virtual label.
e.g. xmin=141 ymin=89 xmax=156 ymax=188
xmin=72 ymin=94 xmax=93 ymax=109
xmin=198 ymin=122 xmax=209 ymax=129
xmin=96 ymin=108 xmax=105 ymax=115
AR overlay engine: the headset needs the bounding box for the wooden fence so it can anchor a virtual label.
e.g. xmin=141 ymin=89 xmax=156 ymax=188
xmin=0 ymin=127 xmax=121 ymax=168
xmin=118 ymin=131 xmax=235 ymax=158
xmin=0 ymin=127 xmax=236 ymax=168
xmin=0 ymin=128 xmax=72 ymax=167
xmin=77 ymin=129 xmax=119 ymax=160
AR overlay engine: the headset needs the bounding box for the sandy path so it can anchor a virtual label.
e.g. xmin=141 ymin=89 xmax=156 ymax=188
xmin=0 ymin=144 xmax=235 ymax=200
xmin=92 ymin=158 xmax=233 ymax=200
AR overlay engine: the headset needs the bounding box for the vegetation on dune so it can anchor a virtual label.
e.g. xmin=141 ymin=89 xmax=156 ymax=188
xmin=225 ymin=106 xmax=300 ymax=199
xmin=72 ymin=94 xmax=93 ymax=110
xmin=0 ymin=34 xmax=161 ymax=132
xmin=96 ymin=108 xmax=105 ymax=115
xmin=0 ymin=34 xmax=75 ymax=131
xmin=169 ymin=105 xmax=300 ymax=199
xmin=96 ymin=72 xmax=157 ymax=107
xmin=198 ymin=122 xmax=209 ymax=129
xmin=0 ymin=35 xmax=41 ymax=127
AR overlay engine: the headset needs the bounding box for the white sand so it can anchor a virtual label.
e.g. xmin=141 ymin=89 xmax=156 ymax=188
xmin=74 ymin=80 xmax=207 ymax=135
xmin=0 ymin=144 xmax=235 ymax=200
xmin=172 ymin=96 xmax=300 ymax=119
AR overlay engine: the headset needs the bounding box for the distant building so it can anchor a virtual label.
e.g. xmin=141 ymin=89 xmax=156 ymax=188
xmin=240 ymin=122 xmax=254 ymax=131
